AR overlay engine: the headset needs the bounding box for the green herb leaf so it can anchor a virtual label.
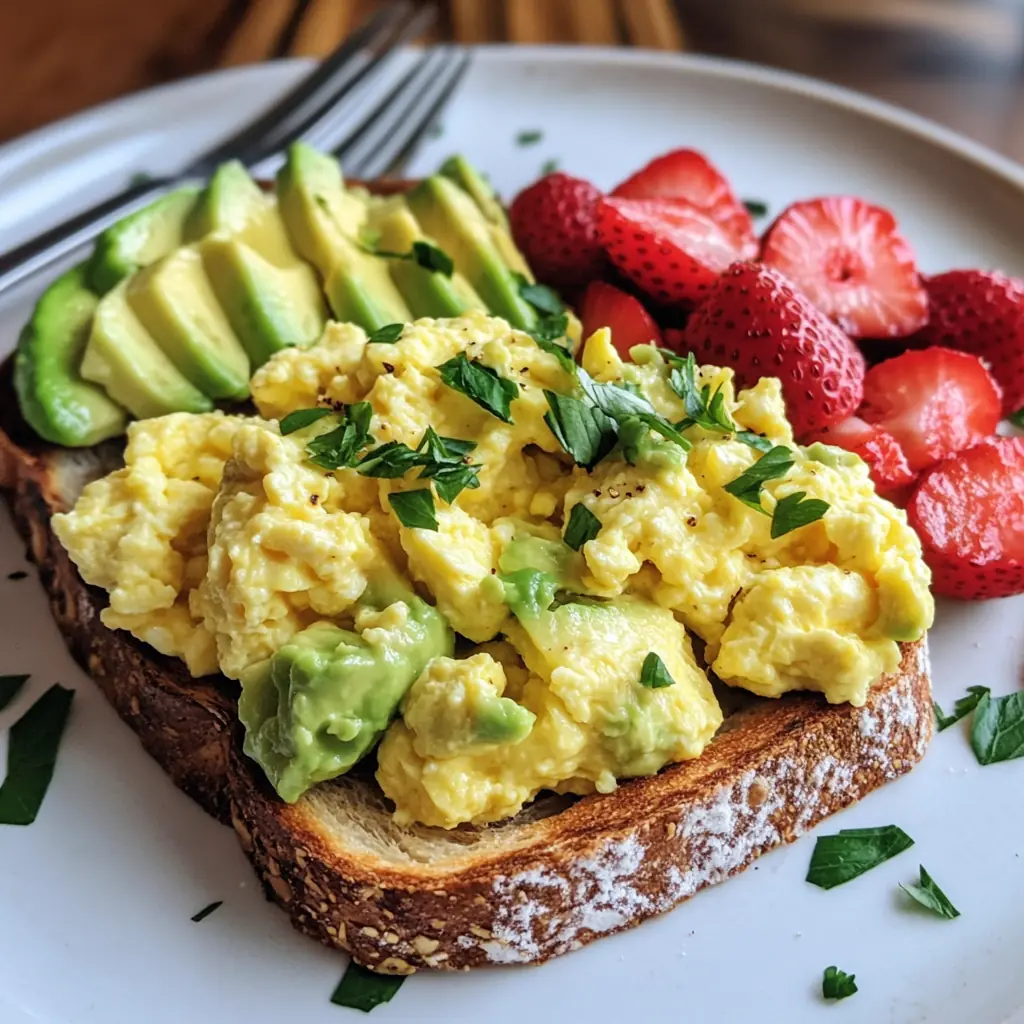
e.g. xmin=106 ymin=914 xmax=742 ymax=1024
xmin=934 ymin=684 xmax=990 ymax=732
xmin=530 ymin=313 xmax=570 ymax=345
xmin=971 ymin=690 xmax=1024 ymax=765
xmin=388 ymin=488 xmax=438 ymax=531
xmin=500 ymin=568 xmax=560 ymax=618
xmin=806 ymin=825 xmax=914 ymax=889
xmin=0 ymin=674 xmax=29 ymax=712
xmin=770 ymin=491 xmax=830 ymax=539
xmin=1009 ymin=407 xmax=1024 ymax=428
xmin=734 ymin=431 xmax=774 ymax=453
xmin=411 ymin=240 xmax=454 ymax=277
xmin=437 ymin=353 xmax=519 ymax=423
xmin=534 ymin=336 xmax=576 ymax=374
xmin=356 ymin=441 xmax=425 ymax=479
xmin=0 ymin=683 xmax=74 ymax=825
xmin=304 ymin=402 xmax=374 ymax=470
xmin=744 ymin=198 xmax=769 ymax=218
xmin=191 ymin=900 xmax=223 ymax=923
xmin=639 ymin=652 xmax=676 ymax=689
xmin=544 ymin=391 xmax=618 ymax=468
xmin=516 ymin=129 xmax=544 ymax=146
xmin=540 ymin=158 xmax=560 ymax=175
xmin=419 ymin=431 xmax=476 ymax=461
xmin=564 ymin=504 xmax=602 ymax=551
xmin=6 ymin=570 xmax=28 ymax=581
xmin=515 ymin=276 xmax=566 ymax=317
xmin=900 ymin=865 xmax=960 ymax=919
xmin=426 ymin=463 xmax=481 ymax=504
xmin=330 ymin=962 xmax=405 ymax=1013
xmin=723 ymin=445 xmax=795 ymax=514
xmin=669 ymin=354 xmax=735 ymax=431
xmin=822 ymin=966 xmax=857 ymax=1001
xmin=279 ymin=407 xmax=334 ymax=435
xmin=367 ymin=322 xmax=405 ymax=344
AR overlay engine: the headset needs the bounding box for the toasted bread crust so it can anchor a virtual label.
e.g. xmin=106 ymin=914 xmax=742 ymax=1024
xmin=0 ymin=393 xmax=933 ymax=973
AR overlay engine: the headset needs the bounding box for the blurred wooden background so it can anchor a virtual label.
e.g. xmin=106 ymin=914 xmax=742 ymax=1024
xmin=3 ymin=0 xmax=1024 ymax=159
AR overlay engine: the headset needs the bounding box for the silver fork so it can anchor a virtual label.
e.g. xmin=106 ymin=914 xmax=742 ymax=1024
xmin=0 ymin=0 xmax=438 ymax=298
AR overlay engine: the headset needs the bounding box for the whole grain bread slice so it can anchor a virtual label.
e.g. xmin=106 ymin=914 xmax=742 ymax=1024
xmin=0 ymin=362 xmax=932 ymax=973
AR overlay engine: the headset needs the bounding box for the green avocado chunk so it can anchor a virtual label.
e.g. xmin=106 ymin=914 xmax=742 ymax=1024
xmin=238 ymin=593 xmax=453 ymax=803
xmin=14 ymin=266 xmax=128 ymax=446
xmin=125 ymin=247 xmax=251 ymax=399
xmin=276 ymin=142 xmax=410 ymax=332
xmin=406 ymin=176 xmax=539 ymax=331
xmin=188 ymin=160 xmax=328 ymax=367
xmin=86 ymin=186 xmax=200 ymax=295
xmin=80 ymin=280 xmax=212 ymax=418
xmin=369 ymin=197 xmax=486 ymax=318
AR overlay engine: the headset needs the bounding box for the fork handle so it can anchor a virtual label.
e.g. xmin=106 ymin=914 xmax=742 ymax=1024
xmin=0 ymin=176 xmax=175 ymax=297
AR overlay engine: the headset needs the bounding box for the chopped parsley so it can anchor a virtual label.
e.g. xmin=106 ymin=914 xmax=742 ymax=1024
xmin=639 ymin=652 xmax=676 ymax=689
xmin=564 ymin=504 xmax=602 ymax=551
xmin=515 ymin=277 xmax=565 ymax=318
xmin=743 ymin=198 xmax=769 ymax=218
xmin=515 ymin=129 xmax=544 ymax=146
xmin=822 ymin=965 xmax=857 ymax=1001
xmin=303 ymin=402 xmax=374 ymax=470
xmin=806 ymin=825 xmax=914 ymax=889
xmin=190 ymin=900 xmax=223 ymax=923
xmin=540 ymin=157 xmax=560 ymax=175
xmin=900 ymin=865 xmax=960 ymax=919
xmin=331 ymin=961 xmax=405 ymax=1012
xmin=971 ymin=690 xmax=1024 ymax=765
xmin=6 ymin=570 xmax=28 ymax=581
xmin=0 ymin=683 xmax=74 ymax=825
xmin=770 ymin=491 xmax=830 ymax=539
xmin=366 ymin=240 xmax=454 ymax=277
xmin=358 ymin=429 xmax=480 ymax=504
xmin=367 ymin=322 xmax=405 ymax=344
xmin=388 ymin=488 xmax=438 ymax=531
xmin=1010 ymin=407 xmax=1024 ymax=428
xmin=437 ymin=353 xmax=519 ymax=423
xmin=934 ymin=684 xmax=990 ymax=732
xmin=722 ymin=445 xmax=795 ymax=514
xmin=0 ymin=674 xmax=29 ymax=712
xmin=543 ymin=391 xmax=617 ymax=469
xmin=279 ymin=407 xmax=334 ymax=435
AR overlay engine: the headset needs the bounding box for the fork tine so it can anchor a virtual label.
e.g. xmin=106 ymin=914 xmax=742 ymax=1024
xmin=200 ymin=0 xmax=429 ymax=171
xmin=340 ymin=49 xmax=470 ymax=180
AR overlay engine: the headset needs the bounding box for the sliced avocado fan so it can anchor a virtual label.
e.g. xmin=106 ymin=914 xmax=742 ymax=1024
xmin=14 ymin=267 xmax=128 ymax=446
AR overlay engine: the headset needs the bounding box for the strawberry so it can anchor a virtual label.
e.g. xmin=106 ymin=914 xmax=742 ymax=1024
xmin=805 ymin=415 xmax=916 ymax=501
xmin=907 ymin=437 xmax=1024 ymax=599
xmin=508 ymin=172 xmax=607 ymax=294
xmin=682 ymin=261 xmax=865 ymax=436
xmin=579 ymin=280 xmax=662 ymax=357
xmin=612 ymin=148 xmax=757 ymax=256
xmin=760 ymin=196 xmax=928 ymax=339
xmin=912 ymin=269 xmax=1024 ymax=418
xmin=596 ymin=197 xmax=743 ymax=307
xmin=860 ymin=347 xmax=1002 ymax=472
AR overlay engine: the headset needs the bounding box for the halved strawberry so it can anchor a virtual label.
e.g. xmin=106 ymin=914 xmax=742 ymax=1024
xmin=508 ymin=172 xmax=607 ymax=294
xmin=805 ymin=415 xmax=916 ymax=501
xmin=760 ymin=196 xmax=928 ymax=339
xmin=596 ymin=197 xmax=743 ymax=307
xmin=907 ymin=437 xmax=1024 ymax=599
xmin=579 ymin=280 xmax=662 ymax=357
xmin=612 ymin=148 xmax=757 ymax=257
xmin=912 ymin=269 xmax=1024 ymax=418
xmin=860 ymin=347 xmax=1002 ymax=472
xmin=682 ymin=261 xmax=865 ymax=436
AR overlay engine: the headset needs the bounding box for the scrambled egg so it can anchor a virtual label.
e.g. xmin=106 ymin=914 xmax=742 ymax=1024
xmin=54 ymin=310 xmax=935 ymax=828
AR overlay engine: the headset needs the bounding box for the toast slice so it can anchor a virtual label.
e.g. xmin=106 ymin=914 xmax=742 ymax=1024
xmin=0 ymin=360 xmax=933 ymax=973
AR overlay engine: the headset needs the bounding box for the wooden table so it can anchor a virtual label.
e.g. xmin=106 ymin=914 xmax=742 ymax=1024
xmin=4 ymin=0 xmax=1024 ymax=161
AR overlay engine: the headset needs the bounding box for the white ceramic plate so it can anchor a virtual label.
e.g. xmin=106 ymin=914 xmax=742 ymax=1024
xmin=0 ymin=48 xmax=1021 ymax=1024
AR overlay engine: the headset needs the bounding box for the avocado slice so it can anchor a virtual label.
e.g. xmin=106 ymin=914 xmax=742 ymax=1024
xmin=126 ymin=247 xmax=250 ymax=399
xmin=439 ymin=155 xmax=510 ymax=231
xmin=87 ymin=186 xmax=200 ymax=295
xmin=276 ymin=142 xmax=410 ymax=332
xmin=14 ymin=266 xmax=128 ymax=446
xmin=188 ymin=160 xmax=327 ymax=366
xmin=406 ymin=176 xmax=538 ymax=330
xmin=81 ymin=281 xmax=212 ymax=419
xmin=369 ymin=197 xmax=486 ymax=318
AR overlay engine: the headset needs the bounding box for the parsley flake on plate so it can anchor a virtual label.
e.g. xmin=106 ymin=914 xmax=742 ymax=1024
xmin=0 ymin=674 xmax=29 ymax=712
xmin=971 ymin=690 xmax=1024 ymax=765
xmin=934 ymin=684 xmax=990 ymax=732
xmin=331 ymin=961 xmax=405 ymax=1012
xmin=190 ymin=900 xmax=223 ymax=923
xmin=900 ymin=865 xmax=960 ymax=919
xmin=822 ymin=965 xmax=857 ymax=1001
xmin=806 ymin=825 xmax=914 ymax=889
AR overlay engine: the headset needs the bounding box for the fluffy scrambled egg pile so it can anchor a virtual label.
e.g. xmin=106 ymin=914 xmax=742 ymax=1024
xmin=53 ymin=311 xmax=934 ymax=828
